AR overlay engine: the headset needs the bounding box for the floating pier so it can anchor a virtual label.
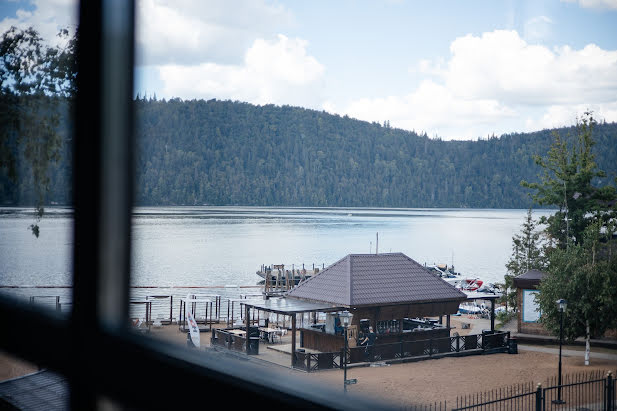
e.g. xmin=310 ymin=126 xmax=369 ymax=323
xmin=257 ymin=263 xmax=324 ymax=296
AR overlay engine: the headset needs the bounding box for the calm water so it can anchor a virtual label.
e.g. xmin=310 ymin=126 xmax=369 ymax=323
xmin=1 ymin=206 xmax=553 ymax=289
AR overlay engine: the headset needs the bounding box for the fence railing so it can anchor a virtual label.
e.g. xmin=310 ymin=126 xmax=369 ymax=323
xmin=349 ymin=331 xmax=509 ymax=365
xmin=210 ymin=328 xmax=260 ymax=355
xmin=451 ymin=370 xmax=616 ymax=411
xmin=294 ymin=351 xmax=343 ymax=372
xmin=294 ymin=331 xmax=510 ymax=372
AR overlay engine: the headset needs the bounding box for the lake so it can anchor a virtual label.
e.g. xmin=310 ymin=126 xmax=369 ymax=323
xmin=1 ymin=206 xmax=553 ymax=290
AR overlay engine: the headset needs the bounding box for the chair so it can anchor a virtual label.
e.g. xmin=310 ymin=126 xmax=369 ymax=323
xmin=270 ymin=329 xmax=281 ymax=343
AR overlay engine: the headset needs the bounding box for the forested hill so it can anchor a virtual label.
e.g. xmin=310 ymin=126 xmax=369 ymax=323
xmin=134 ymin=98 xmax=617 ymax=208
xmin=2 ymin=98 xmax=617 ymax=208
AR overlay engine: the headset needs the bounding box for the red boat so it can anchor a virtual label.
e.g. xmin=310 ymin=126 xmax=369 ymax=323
xmin=444 ymin=277 xmax=483 ymax=291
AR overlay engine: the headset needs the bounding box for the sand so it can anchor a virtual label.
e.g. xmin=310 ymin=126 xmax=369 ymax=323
xmin=2 ymin=317 xmax=616 ymax=409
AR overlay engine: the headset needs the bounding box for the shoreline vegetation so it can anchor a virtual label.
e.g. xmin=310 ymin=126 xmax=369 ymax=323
xmin=2 ymin=99 xmax=616 ymax=210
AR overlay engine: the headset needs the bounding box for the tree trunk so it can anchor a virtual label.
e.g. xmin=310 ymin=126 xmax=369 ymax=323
xmin=585 ymin=321 xmax=590 ymax=366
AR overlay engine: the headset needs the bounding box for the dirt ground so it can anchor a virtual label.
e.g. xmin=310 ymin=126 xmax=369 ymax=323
xmin=2 ymin=317 xmax=616 ymax=409
xmin=305 ymin=349 xmax=617 ymax=408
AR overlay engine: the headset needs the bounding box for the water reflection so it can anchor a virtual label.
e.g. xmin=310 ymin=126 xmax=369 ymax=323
xmin=1 ymin=206 xmax=554 ymax=305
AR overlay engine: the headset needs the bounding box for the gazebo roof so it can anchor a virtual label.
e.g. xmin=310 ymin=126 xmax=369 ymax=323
xmin=286 ymin=252 xmax=466 ymax=307
xmin=513 ymin=269 xmax=548 ymax=289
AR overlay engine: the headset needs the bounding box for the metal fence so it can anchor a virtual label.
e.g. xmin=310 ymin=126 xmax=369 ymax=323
xmin=349 ymin=331 xmax=510 ymax=365
xmin=451 ymin=370 xmax=616 ymax=411
xmin=293 ymin=331 xmax=510 ymax=372
xmin=294 ymin=351 xmax=343 ymax=372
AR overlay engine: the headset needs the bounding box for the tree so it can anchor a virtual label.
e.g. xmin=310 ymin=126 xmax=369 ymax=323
xmin=523 ymin=112 xmax=617 ymax=365
xmin=0 ymin=26 xmax=76 ymax=236
xmin=536 ymin=223 xmax=617 ymax=365
xmin=501 ymin=208 xmax=547 ymax=312
xmin=522 ymin=112 xmax=617 ymax=248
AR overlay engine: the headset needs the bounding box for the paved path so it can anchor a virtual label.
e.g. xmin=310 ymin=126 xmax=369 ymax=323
xmin=518 ymin=344 xmax=617 ymax=360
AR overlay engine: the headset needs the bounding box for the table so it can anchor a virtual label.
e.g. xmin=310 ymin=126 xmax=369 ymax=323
xmin=259 ymin=327 xmax=282 ymax=343
xmin=227 ymin=329 xmax=246 ymax=337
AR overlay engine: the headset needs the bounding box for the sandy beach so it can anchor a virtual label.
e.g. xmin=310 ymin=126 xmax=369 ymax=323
xmin=3 ymin=316 xmax=616 ymax=409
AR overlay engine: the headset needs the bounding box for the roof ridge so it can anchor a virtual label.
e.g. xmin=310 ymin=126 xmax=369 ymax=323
xmin=347 ymin=254 xmax=353 ymax=306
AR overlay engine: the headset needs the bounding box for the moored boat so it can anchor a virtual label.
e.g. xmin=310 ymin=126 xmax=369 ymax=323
xmin=256 ymin=264 xmax=320 ymax=286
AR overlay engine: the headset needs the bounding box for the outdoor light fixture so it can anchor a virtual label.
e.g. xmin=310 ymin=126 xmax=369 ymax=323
xmin=340 ymin=310 xmax=356 ymax=392
xmin=340 ymin=311 xmax=351 ymax=327
xmin=553 ymin=299 xmax=567 ymax=404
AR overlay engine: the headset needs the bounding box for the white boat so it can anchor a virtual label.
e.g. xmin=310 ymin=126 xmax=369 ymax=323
xmin=426 ymin=263 xmax=460 ymax=279
xmin=458 ymin=302 xmax=483 ymax=315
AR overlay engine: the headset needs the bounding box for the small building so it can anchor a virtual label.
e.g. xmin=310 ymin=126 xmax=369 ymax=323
xmin=216 ymin=253 xmax=507 ymax=368
xmin=512 ymin=269 xmax=549 ymax=335
xmin=285 ymin=253 xmax=467 ymax=354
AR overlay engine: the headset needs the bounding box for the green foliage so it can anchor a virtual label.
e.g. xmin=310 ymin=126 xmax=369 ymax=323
xmin=536 ymin=223 xmax=617 ymax=342
xmin=501 ymin=208 xmax=547 ymax=311
xmin=129 ymin=99 xmax=617 ymax=208
xmin=0 ymin=26 xmax=76 ymax=236
xmin=496 ymin=310 xmax=516 ymax=330
xmin=522 ymin=119 xmax=617 ymax=351
xmin=3 ymin=97 xmax=617 ymax=210
xmin=522 ymin=112 xmax=617 ymax=248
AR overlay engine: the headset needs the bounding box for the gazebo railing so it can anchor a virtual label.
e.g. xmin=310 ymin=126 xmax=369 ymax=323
xmin=211 ymin=328 xmax=260 ymax=355
xmin=352 ymin=331 xmax=509 ymax=364
xmin=294 ymin=351 xmax=343 ymax=372
xmin=297 ymin=331 xmax=510 ymax=371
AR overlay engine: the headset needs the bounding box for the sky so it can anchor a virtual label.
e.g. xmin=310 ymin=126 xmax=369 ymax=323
xmin=2 ymin=0 xmax=617 ymax=140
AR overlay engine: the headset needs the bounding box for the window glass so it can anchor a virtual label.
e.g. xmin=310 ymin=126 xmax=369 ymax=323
xmin=0 ymin=2 xmax=77 ymax=318
xmin=129 ymin=1 xmax=617 ymax=409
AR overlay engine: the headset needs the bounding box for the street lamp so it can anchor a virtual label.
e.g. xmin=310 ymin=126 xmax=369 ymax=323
xmin=553 ymin=299 xmax=567 ymax=404
xmin=340 ymin=311 xmax=354 ymax=392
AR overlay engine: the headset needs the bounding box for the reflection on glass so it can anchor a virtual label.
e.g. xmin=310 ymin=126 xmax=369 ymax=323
xmin=0 ymin=3 xmax=77 ymax=328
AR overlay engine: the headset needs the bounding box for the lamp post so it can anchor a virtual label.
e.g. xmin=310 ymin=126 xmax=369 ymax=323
xmin=340 ymin=311 xmax=354 ymax=393
xmin=553 ymin=299 xmax=567 ymax=404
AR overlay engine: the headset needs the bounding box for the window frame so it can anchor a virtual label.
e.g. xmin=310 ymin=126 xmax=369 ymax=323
xmin=0 ymin=2 xmax=392 ymax=409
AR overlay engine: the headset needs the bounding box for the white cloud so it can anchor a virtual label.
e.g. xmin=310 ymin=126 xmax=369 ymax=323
xmin=337 ymin=29 xmax=617 ymax=139
xmin=561 ymin=0 xmax=617 ymax=10
xmin=158 ymin=34 xmax=325 ymax=107
xmin=331 ymin=80 xmax=516 ymax=139
xmin=526 ymin=102 xmax=617 ymax=131
xmin=443 ymin=30 xmax=617 ymax=105
xmin=0 ymin=0 xmax=78 ymax=45
xmin=136 ymin=0 xmax=294 ymax=66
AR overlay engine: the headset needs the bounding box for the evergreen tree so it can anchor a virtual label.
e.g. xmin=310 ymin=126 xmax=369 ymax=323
xmin=537 ymin=223 xmax=617 ymax=364
xmin=522 ymin=112 xmax=617 ymax=248
xmin=501 ymin=208 xmax=546 ymax=312
xmin=523 ymin=112 xmax=617 ymax=365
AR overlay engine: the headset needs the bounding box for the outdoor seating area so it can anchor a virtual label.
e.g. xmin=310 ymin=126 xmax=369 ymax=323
xmin=205 ymin=253 xmax=515 ymax=372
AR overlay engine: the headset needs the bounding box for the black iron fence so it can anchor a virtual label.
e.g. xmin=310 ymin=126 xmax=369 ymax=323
xmin=350 ymin=331 xmax=509 ymax=364
xmin=293 ymin=331 xmax=510 ymax=372
xmin=451 ymin=370 xmax=616 ymax=411
xmin=211 ymin=328 xmax=260 ymax=355
xmin=294 ymin=351 xmax=343 ymax=372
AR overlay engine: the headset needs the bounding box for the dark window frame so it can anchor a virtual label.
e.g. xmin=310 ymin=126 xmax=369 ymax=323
xmin=0 ymin=2 xmax=392 ymax=409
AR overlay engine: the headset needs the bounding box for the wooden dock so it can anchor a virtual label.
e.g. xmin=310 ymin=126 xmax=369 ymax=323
xmin=257 ymin=263 xmax=324 ymax=296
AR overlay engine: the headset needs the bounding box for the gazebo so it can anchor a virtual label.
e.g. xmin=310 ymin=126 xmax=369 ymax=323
xmin=234 ymin=252 xmax=468 ymax=366
xmin=513 ymin=269 xmax=549 ymax=335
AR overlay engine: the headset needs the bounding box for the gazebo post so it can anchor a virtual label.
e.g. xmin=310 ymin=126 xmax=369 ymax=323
xmin=490 ymin=299 xmax=495 ymax=332
xmin=446 ymin=314 xmax=451 ymax=330
xmin=245 ymin=304 xmax=250 ymax=354
xmin=291 ymin=313 xmax=297 ymax=368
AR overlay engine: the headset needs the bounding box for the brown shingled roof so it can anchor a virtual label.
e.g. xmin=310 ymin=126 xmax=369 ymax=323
xmin=513 ymin=269 xmax=548 ymax=289
xmin=286 ymin=252 xmax=467 ymax=307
